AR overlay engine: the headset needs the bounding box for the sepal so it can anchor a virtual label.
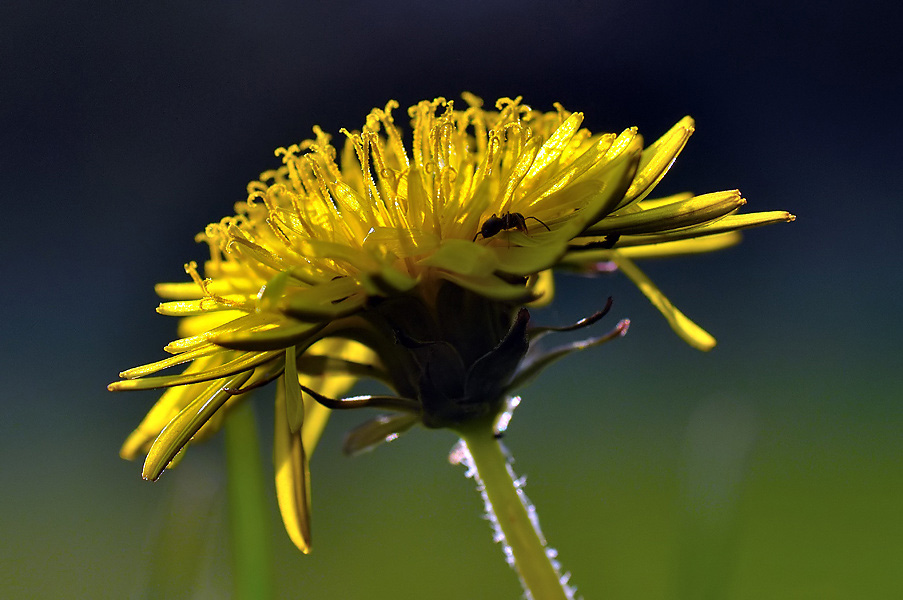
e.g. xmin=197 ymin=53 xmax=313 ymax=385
xmin=342 ymin=413 xmax=420 ymax=456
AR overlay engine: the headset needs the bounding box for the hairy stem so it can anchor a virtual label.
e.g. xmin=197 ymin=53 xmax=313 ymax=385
xmin=455 ymin=423 xmax=573 ymax=600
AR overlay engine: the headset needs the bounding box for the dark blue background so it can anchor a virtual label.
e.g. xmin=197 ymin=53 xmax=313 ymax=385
xmin=2 ymin=1 xmax=900 ymax=598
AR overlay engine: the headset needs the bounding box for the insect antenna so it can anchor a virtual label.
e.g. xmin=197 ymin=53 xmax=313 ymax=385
xmin=524 ymin=215 xmax=551 ymax=232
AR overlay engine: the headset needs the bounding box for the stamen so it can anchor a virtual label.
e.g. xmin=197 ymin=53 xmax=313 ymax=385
xmin=184 ymin=261 xmax=208 ymax=293
xmin=373 ymin=100 xmax=410 ymax=168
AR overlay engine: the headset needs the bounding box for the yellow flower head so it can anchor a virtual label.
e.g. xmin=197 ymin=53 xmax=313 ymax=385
xmin=110 ymin=95 xmax=793 ymax=553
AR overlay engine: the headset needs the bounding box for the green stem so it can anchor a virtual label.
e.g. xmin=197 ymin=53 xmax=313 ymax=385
xmin=458 ymin=423 xmax=571 ymax=600
xmin=224 ymin=400 xmax=274 ymax=600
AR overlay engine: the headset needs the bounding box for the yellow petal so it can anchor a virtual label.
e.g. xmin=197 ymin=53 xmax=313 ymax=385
xmin=256 ymin=270 xmax=292 ymax=311
xmin=636 ymin=210 xmax=796 ymax=241
xmin=274 ymin=375 xmax=312 ymax=553
xmin=632 ymin=191 xmax=694 ymax=210
xmin=586 ymin=190 xmax=746 ymax=236
xmin=614 ymin=232 xmax=742 ymax=258
xmin=561 ymin=232 xmax=742 ymax=264
xmin=226 ymin=234 xmax=287 ymax=273
xmin=167 ymin=313 xmax=274 ymax=353
xmin=359 ymin=266 xmax=419 ymax=295
xmin=520 ymin=132 xmax=617 ymax=211
xmin=362 ymin=226 xmax=440 ymax=258
xmin=176 ymin=311 xmax=248 ymax=338
xmin=153 ymin=281 xmax=204 ymax=300
xmin=301 ymin=340 xmax=373 ymax=395
xmin=609 ymin=252 xmax=716 ymax=351
xmin=417 ymin=239 xmax=498 ymax=277
xmin=524 ymin=179 xmax=617 ymax=224
xmin=526 ymin=269 xmax=555 ymax=308
xmin=120 ymin=356 xmax=226 ymax=460
xmin=284 ymin=347 xmax=304 ymax=433
xmin=403 ymin=166 xmax=429 ymax=231
xmin=707 ymin=210 xmax=796 ymax=230
xmin=109 ymin=350 xmax=281 ymax=391
xmin=155 ymin=278 xmax=255 ymax=300
xmin=492 ymin=242 xmax=567 ymax=276
xmin=587 ymin=210 xmax=795 ymax=250
xmin=452 ymin=177 xmax=494 ymax=241
xmin=520 ymin=112 xmax=584 ymax=190
xmin=439 ymin=271 xmax=537 ymax=302
xmin=330 ymin=179 xmax=375 ymax=239
xmin=301 ymin=400 xmax=331 ymax=460
xmin=291 ymin=237 xmax=380 ymax=272
xmin=498 ymin=134 xmax=543 ymax=207
xmin=119 ymin=344 xmax=228 ymax=379
xmin=282 ymin=293 xmax=366 ymax=321
xmin=156 ymin=296 xmax=250 ymax=316
xmin=566 ymin=136 xmax=644 ymax=232
xmin=281 ymin=277 xmax=365 ymax=319
xmin=142 ymin=370 xmax=253 ymax=480
xmin=298 ymin=339 xmax=376 ymax=456
xmin=190 ymin=392 xmax=245 ymax=443
xmin=619 ymin=116 xmax=695 ymax=208
xmin=213 ymin=321 xmax=324 ymax=352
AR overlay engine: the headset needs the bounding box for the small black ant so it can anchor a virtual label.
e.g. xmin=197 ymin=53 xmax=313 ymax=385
xmin=473 ymin=212 xmax=550 ymax=241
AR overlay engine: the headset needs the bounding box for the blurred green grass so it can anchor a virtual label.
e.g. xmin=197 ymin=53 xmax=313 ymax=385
xmin=3 ymin=356 xmax=899 ymax=599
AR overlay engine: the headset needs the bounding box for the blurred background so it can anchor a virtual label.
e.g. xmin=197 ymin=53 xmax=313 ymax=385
xmin=2 ymin=1 xmax=900 ymax=598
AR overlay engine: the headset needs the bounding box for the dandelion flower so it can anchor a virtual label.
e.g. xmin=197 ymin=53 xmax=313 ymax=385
xmin=109 ymin=95 xmax=793 ymax=564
